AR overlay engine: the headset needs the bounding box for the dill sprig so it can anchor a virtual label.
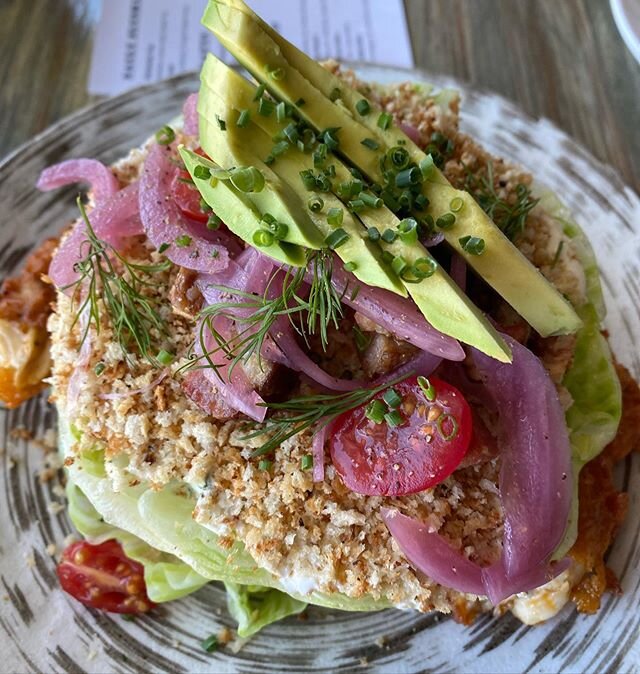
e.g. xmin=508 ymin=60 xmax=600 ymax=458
xmin=245 ymin=373 xmax=410 ymax=457
xmin=463 ymin=161 xmax=539 ymax=240
xmin=183 ymin=249 xmax=345 ymax=379
xmin=65 ymin=198 xmax=171 ymax=366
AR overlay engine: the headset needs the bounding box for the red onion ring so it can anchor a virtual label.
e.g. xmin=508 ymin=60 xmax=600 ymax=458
xmin=37 ymin=158 xmax=119 ymax=203
xmin=382 ymin=335 xmax=573 ymax=604
xmin=48 ymin=182 xmax=143 ymax=290
xmin=138 ymin=144 xmax=230 ymax=273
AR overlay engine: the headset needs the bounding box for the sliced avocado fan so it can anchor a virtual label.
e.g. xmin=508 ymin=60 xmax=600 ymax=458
xmin=179 ymin=148 xmax=306 ymax=267
xmin=199 ymin=54 xmax=512 ymax=362
xmin=201 ymin=0 xmax=582 ymax=339
xmin=197 ymin=97 xmax=405 ymax=296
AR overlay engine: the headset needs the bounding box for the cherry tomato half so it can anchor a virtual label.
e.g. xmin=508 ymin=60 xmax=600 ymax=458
xmin=170 ymin=170 xmax=210 ymax=223
xmin=57 ymin=539 xmax=155 ymax=614
xmin=330 ymin=376 xmax=472 ymax=496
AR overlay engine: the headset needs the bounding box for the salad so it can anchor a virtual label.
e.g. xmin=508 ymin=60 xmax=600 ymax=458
xmin=1 ymin=0 xmax=638 ymax=647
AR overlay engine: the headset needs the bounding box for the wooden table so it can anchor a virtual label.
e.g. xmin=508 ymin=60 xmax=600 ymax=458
xmin=1 ymin=0 xmax=639 ymax=191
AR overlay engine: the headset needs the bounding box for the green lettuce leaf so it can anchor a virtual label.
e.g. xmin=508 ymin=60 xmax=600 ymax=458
xmin=535 ymin=190 xmax=622 ymax=558
xmin=61 ymin=415 xmax=389 ymax=624
xmin=224 ymin=583 xmax=306 ymax=638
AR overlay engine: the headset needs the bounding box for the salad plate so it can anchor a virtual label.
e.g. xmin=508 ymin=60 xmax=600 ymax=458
xmin=1 ymin=63 xmax=639 ymax=674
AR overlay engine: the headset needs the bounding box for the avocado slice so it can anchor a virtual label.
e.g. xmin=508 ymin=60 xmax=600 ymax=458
xmin=200 ymin=54 xmax=511 ymax=362
xmin=197 ymin=81 xmax=406 ymax=297
xmin=201 ymin=0 xmax=582 ymax=338
xmin=179 ymin=147 xmax=306 ymax=266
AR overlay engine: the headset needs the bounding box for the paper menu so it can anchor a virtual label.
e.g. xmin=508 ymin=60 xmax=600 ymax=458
xmin=88 ymin=0 xmax=414 ymax=96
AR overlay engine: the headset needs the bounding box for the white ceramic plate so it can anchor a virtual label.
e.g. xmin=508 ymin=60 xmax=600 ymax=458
xmin=1 ymin=65 xmax=639 ymax=674
xmin=611 ymin=0 xmax=640 ymax=65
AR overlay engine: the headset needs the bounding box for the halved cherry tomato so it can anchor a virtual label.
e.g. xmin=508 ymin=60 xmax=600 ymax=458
xmin=171 ymin=170 xmax=210 ymax=223
xmin=57 ymin=539 xmax=155 ymax=614
xmin=330 ymin=376 xmax=472 ymax=496
xmin=170 ymin=147 xmax=213 ymax=223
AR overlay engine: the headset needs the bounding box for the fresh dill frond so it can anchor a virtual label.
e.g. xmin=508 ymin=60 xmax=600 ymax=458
xmin=65 ymin=198 xmax=171 ymax=366
xmin=245 ymin=373 xmax=411 ymax=457
xmin=182 ymin=249 xmax=346 ymax=379
xmin=463 ymin=161 xmax=539 ymax=240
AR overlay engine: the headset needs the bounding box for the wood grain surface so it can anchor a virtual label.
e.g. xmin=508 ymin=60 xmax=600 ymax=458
xmin=0 ymin=0 xmax=639 ymax=191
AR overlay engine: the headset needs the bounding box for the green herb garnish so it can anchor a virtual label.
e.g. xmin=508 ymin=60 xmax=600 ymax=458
xmin=65 ymin=199 xmax=170 ymax=367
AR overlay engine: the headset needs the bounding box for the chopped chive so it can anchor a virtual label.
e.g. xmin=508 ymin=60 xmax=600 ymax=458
xmin=437 ymin=413 xmax=459 ymax=441
xmin=348 ymin=199 xmax=365 ymax=213
xmin=383 ymin=388 xmax=402 ymax=409
xmin=323 ymin=164 xmax=336 ymax=178
xmin=258 ymin=459 xmax=273 ymax=471
xmin=300 ymin=169 xmax=317 ymax=190
xmin=264 ymin=154 xmax=275 ymax=165
xmin=367 ymin=227 xmax=381 ymax=242
xmin=155 ymin=125 xmax=175 ymax=145
xmin=412 ymin=256 xmax=438 ymax=279
xmin=315 ymin=173 xmax=332 ymax=192
xmin=301 ymin=454 xmax=313 ymax=470
xmin=551 ymin=240 xmax=564 ymax=268
xmin=253 ymin=230 xmax=275 ymax=247
xmin=329 ymin=87 xmax=341 ymax=102
xmin=419 ymin=155 xmax=436 ymax=178
xmin=381 ymin=228 xmax=397 ymax=243
xmin=343 ymin=261 xmax=358 ymax=272
xmin=417 ymin=376 xmax=436 ymax=401
xmin=391 ymin=255 xmax=409 ymax=276
xmin=199 ymin=197 xmax=212 ymax=214
xmin=414 ymin=194 xmax=430 ymax=210
xmin=258 ymin=98 xmax=275 ymax=116
xmin=308 ymin=196 xmax=324 ymax=212
xmin=459 ymin=235 xmax=485 ymax=255
xmin=94 ymin=362 xmax=105 ymax=375
xmin=158 ymin=242 xmax=170 ymax=253
xmin=175 ymin=234 xmax=192 ymax=247
xmin=253 ymin=83 xmax=266 ymax=101
xmin=361 ymin=137 xmax=380 ymax=150
xmin=398 ymin=217 xmax=418 ymax=244
xmin=261 ymin=213 xmax=277 ymax=225
xmin=202 ymin=635 xmax=219 ymax=653
xmin=450 ymin=196 xmax=464 ymax=212
xmin=377 ymin=112 xmax=393 ymax=130
xmin=381 ymin=250 xmax=394 ymax=265
xmin=211 ymin=249 xmax=219 ymax=259
xmin=356 ymin=98 xmax=371 ymax=115
xmin=436 ymin=213 xmax=456 ymax=230
xmin=350 ymin=285 xmax=361 ymax=301
xmin=387 ymin=146 xmax=410 ymax=170
xmin=360 ymin=192 xmax=383 ymax=208
xmin=384 ymin=410 xmax=404 ymax=427
xmin=215 ymin=115 xmax=226 ymax=131
xmin=207 ymin=214 xmax=222 ymax=230
xmin=272 ymin=140 xmax=290 ymax=157
xmin=157 ymin=349 xmax=174 ymax=366
xmin=366 ymin=399 xmax=386 ymax=424
xmin=276 ymin=101 xmax=287 ymax=123
xmin=323 ymin=128 xmax=340 ymax=151
xmin=327 ymin=207 xmax=344 ymax=227
xmin=313 ymin=143 xmax=328 ymax=167
xmin=230 ymin=166 xmax=265 ymax=193
xmin=295 ymin=97 xmax=306 ymax=107
xmin=272 ymin=222 xmax=289 ymax=241
xmin=395 ymin=166 xmax=422 ymax=188
xmin=283 ymin=123 xmax=299 ymax=144
xmin=236 ymin=109 xmax=251 ymax=127
xmin=324 ymin=227 xmax=349 ymax=250
xmin=193 ymin=165 xmax=211 ymax=180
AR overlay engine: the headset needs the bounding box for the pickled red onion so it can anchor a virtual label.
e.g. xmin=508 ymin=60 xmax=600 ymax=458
xmin=37 ymin=158 xmax=119 ymax=203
